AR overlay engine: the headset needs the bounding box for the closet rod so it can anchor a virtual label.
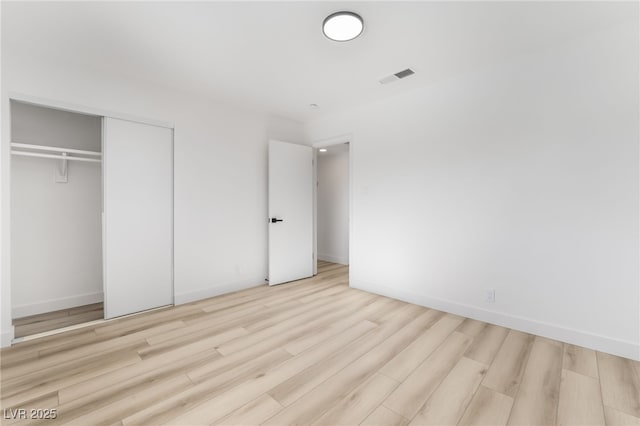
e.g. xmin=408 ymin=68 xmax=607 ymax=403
xmin=11 ymin=151 xmax=102 ymax=163
xmin=11 ymin=142 xmax=102 ymax=157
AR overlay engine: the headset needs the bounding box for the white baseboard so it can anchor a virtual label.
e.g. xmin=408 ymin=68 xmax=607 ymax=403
xmin=351 ymin=279 xmax=640 ymax=361
xmin=174 ymin=276 xmax=265 ymax=305
xmin=318 ymin=253 xmax=349 ymax=265
xmin=1 ymin=327 xmax=14 ymax=348
xmin=12 ymin=292 xmax=104 ymax=319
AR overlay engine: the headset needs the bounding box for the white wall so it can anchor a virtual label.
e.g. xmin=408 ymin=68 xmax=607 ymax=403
xmin=11 ymin=102 xmax=103 ymax=317
xmin=317 ymin=144 xmax=349 ymax=265
xmin=306 ymin=22 xmax=640 ymax=360
xmin=1 ymin=59 xmax=304 ymax=346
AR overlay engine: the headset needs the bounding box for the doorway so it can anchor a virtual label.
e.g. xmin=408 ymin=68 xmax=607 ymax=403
xmin=10 ymin=100 xmax=104 ymax=338
xmin=8 ymin=97 xmax=175 ymax=343
xmin=314 ymin=140 xmax=350 ymax=274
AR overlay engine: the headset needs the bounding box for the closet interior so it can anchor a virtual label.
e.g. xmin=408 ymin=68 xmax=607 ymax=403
xmin=10 ymin=101 xmax=104 ymax=338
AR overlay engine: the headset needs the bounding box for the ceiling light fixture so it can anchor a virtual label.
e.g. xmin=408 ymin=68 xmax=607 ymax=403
xmin=319 ymin=148 xmax=328 ymax=152
xmin=322 ymin=11 xmax=364 ymax=42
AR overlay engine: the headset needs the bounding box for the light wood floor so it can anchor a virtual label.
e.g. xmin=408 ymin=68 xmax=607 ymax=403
xmin=13 ymin=303 xmax=104 ymax=339
xmin=1 ymin=261 xmax=639 ymax=425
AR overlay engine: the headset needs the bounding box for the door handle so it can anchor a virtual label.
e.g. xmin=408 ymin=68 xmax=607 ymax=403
xmin=270 ymin=218 xmax=284 ymax=223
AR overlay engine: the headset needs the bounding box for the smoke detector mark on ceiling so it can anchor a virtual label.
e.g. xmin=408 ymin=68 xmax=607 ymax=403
xmin=379 ymin=68 xmax=415 ymax=85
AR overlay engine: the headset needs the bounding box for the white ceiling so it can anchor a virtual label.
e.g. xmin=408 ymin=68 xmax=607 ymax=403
xmin=2 ymin=1 xmax=634 ymax=123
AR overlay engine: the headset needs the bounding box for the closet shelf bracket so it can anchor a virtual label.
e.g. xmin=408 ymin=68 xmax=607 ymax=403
xmin=57 ymin=152 xmax=68 ymax=183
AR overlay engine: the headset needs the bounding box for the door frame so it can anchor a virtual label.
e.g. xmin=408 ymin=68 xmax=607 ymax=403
xmin=311 ymin=133 xmax=354 ymax=277
xmin=4 ymin=92 xmax=174 ymax=345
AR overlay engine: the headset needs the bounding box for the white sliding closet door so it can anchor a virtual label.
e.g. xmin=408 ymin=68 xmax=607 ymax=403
xmin=103 ymin=117 xmax=173 ymax=319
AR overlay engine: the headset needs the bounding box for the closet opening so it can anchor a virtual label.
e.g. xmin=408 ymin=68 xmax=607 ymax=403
xmin=315 ymin=141 xmax=350 ymax=275
xmin=10 ymin=100 xmax=104 ymax=339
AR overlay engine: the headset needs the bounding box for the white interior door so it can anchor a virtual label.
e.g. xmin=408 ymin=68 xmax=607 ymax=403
xmin=268 ymin=140 xmax=313 ymax=285
xmin=103 ymin=117 xmax=173 ymax=319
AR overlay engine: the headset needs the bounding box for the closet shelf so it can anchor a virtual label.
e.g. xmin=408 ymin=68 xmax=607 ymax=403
xmin=11 ymin=142 xmax=102 ymax=163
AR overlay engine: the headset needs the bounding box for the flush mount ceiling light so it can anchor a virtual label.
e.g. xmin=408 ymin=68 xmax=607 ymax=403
xmin=322 ymin=11 xmax=364 ymax=42
xmin=319 ymin=148 xmax=328 ymax=152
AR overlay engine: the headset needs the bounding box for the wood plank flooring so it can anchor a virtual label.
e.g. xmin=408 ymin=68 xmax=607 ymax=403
xmin=1 ymin=260 xmax=639 ymax=425
xmin=13 ymin=303 xmax=104 ymax=339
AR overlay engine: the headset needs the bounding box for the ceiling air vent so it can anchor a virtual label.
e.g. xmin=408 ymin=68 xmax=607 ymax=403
xmin=379 ymin=68 xmax=415 ymax=85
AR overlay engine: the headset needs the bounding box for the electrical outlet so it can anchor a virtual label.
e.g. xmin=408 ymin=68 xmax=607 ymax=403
xmin=485 ymin=289 xmax=496 ymax=303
